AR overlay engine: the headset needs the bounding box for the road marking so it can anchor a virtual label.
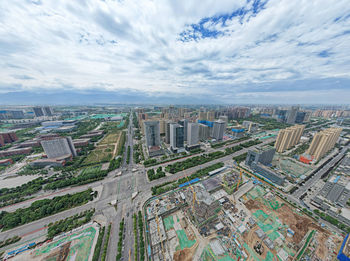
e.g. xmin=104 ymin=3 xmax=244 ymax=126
xmin=21 ymin=226 xmax=48 ymax=237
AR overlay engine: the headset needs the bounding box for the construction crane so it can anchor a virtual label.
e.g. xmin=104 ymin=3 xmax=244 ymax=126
xmin=155 ymin=212 xmax=166 ymax=261
xmin=233 ymin=170 xmax=243 ymax=204
xmin=186 ymin=176 xmax=197 ymax=211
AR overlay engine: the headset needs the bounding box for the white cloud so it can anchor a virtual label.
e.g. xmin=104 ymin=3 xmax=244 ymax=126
xmin=0 ymin=0 xmax=349 ymax=103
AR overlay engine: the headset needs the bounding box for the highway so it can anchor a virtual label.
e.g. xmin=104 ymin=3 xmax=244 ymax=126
xmin=0 ymin=115 xmax=276 ymax=260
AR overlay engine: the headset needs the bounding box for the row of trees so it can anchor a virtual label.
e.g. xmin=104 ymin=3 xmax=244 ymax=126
xmin=117 ymin=132 xmax=126 ymax=156
xmin=232 ymin=152 xmax=248 ymax=163
xmin=152 ymin=162 xmax=224 ymax=195
xmin=108 ymin=157 xmax=122 ymax=172
xmin=116 ymin=218 xmax=125 ymax=261
xmin=126 ymin=146 xmax=131 ymax=164
xmin=138 ymin=211 xmax=145 ymax=261
xmin=47 ymin=209 xmax=95 ymax=239
xmin=0 ymin=188 xmax=95 ymax=230
xmin=92 ymin=226 xmax=105 ymax=261
xmin=133 ymin=143 xmax=144 ymax=164
xmin=0 ymin=235 xmax=20 ymax=248
xmin=211 ymin=136 xmax=250 ymax=148
xmin=313 ymin=209 xmax=350 ymax=232
xmin=147 ymin=167 xmax=166 ymax=181
xmin=101 ymin=223 xmax=112 ymax=261
xmin=44 ymin=169 xmax=108 ymax=190
xmin=133 ymin=214 xmax=138 ymax=261
xmin=165 ymin=151 xmax=225 ymax=174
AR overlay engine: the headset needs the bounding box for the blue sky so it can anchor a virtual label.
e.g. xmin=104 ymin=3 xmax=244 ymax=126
xmin=0 ymin=0 xmax=350 ymax=104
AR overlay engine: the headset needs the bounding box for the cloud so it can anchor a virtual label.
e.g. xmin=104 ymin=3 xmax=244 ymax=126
xmin=0 ymin=0 xmax=349 ymax=104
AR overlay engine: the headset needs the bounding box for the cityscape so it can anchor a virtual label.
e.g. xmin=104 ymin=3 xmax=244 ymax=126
xmin=1 ymin=0 xmax=350 ymax=261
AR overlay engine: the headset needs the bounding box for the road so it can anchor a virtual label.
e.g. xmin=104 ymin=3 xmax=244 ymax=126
xmin=0 ymin=119 xmax=277 ymax=259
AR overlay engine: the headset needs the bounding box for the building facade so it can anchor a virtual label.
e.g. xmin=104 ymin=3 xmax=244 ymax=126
xmin=41 ymin=136 xmax=77 ymax=159
xmin=274 ymin=125 xmax=305 ymax=153
xmin=144 ymin=121 xmax=161 ymax=148
xmin=187 ymin=122 xmax=199 ymax=146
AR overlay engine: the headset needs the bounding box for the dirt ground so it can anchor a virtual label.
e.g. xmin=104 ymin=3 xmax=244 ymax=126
xmin=173 ymin=244 xmax=197 ymax=261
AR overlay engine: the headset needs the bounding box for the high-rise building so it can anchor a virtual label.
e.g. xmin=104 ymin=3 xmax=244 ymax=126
xmin=242 ymin=121 xmax=259 ymax=133
xmin=307 ymin=128 xmax=342 ymax=161
xmin=43 ymin=107 xmax=53 ymax=116
xmin=199 ymin=124 xmax=210 ymax=141
xmin=41 ymin=136 xmax=77 ymax=159
xmin=199 ymin=111 xmax=207 ymax=121
xmin=178 ymin=119 xmax=188 ymax=141
xmin=170 ymin=123 xmax=184 ymax=151
xmin=212 ymin=120 xmax=225 ymax=141
xmin=143 ymin=121 xmax=161 ymax=148
xmin=286 ymin=106 xmax=299 ymax=124
xmin=207 ymin=111 xmax=215 ymax=122
xmin=295 ymin=111 xmax=306 ymax=124
xmin=219 ymin=115 xmax=228 ymax=128
xmin=274 ymin=125 xmax=305 ymax=153
xmin=187 ymin=123 xmax=199 ymax=146
xmin=0 ymin=132 xmax=18 ymax=147
xmin=33 ymin=107 xmax=45 ymax=117
xmin=165 ymin=121 xmax=174 ymax=144
xmin=246 ymin=146 xmax=276 ymax=167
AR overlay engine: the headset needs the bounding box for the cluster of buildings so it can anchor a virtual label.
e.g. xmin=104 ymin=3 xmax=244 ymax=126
xmin=255 ymin=106 xmax=311 ymax=124
xmin=274 ymin=125 xmax=305 ymax=153
xmin=0 ymin=132 xmax=18 ymax=147
xmin=0 ymin=106 xmax=54 ymax=120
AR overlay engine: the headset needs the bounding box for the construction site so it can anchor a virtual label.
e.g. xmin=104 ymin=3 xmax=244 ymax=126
xmin=9 ymin=223 xmax=99 ymax=261
xmin=145 ymin=167 xmax=342 ymax=261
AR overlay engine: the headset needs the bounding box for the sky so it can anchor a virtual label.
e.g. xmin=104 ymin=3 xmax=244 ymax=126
xmin=0 ymin=0 xmax=350 ymax=104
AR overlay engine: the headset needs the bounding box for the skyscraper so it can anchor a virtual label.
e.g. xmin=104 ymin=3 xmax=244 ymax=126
xmin=212 ymin=120 xmax=225 ymax=141
xmin=33 ymin=107 xmax=44 ymax=117
xmin=199 ymin=111 xmax=207 ymax=121
xmin=178 ymin=119 xmax=188 ymax=141
xmin=43 ymin=107 xmax=53 ymax=116
xmin=143 ymin=121 xmax=161 ymax=148
xmin=307 ymin=128 xmax=342 ymax=161
xmin=41 ymin=136 xmax=77 ymax=159
xmin=165 ymin=121 xmax=173 ymax=144
xmin=170 ymin=123 xmax=184 ymax=151
xmin=187 ymin=123 xmax=199 ymax=146
xmin=274 ymin=125 xmax=305 ymax=153
xmin=286 ymin=106 xmax=299 ymax=124
xmin=198 ymin=124 xmax=210 ymax=141
xmin=207 ymin=111 xmax=215 ymax=122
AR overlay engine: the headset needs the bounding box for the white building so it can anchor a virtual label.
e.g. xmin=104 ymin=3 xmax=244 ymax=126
xmin=187 ymin=122 xmax=199 ymax=146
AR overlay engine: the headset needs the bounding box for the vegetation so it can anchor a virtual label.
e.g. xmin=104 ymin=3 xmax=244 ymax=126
xmin=152 ymin=162 xmax=224 ymax=195
xmin=165 ymin=151 xmax=225 ymax=174
xmin=71 ymin=119 xmax=102 ymax=139
xmin=238 ymin=115 xmax=291 ymax=130
xmin=289 ymin=143 xmax=309 ymax=156
xmin=147 ymin=167 xmax=166 ymax=181
xmin=143 ymin=158 xmax=157 ymax=167
xmin=108 ymin=157 xmax=122 ymax=171
xmin=133 ymin=143 xmax=144 ymax=164
xmin=0 ymin=188 xmax=95 ymax=230
xmin=210 ymin=136 xmax=250 ymax=148
xmin=44 ymin=166 xmax=108 ymax=190
xmin=83 ymin=145 xmax=114 ymax=165
xmin=233 ymin=152 xmax=248 ymax=163
xmin=101 ymin=223 xmax=112 ymax=261
xmin=92 ymin=226 xmax=105 ymax=261
xmin=138 ymin=211 xmax=145 ymax=261
xmin=133 ymin=214 xmax=138 ymax=261
xmin=116 ymin=218 xmax=125 ymax=261
xmin=47 ymin=209 xmax=95 ymax=239
xmin=313 ymin=209 xmax=350 ymax=232
xmin=126 ymin=146 xmax=131 ymax=164
xmin=132 ymin=112 xmax=139 ymax=128
xmin=0 ymin=236 xmax=21 ymax=248
xmin=117 ymin=131 xmax=126 ymax=156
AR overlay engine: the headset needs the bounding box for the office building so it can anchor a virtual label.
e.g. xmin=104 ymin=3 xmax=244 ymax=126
xmin=286 ymin=106 xmax=299 ymax=124
xmin=199 ymin=124 xmax=210 ymax=141
xmin=170 ymin=123 xmax=184 ymax=152
xmin=143 ymin=121 xmax=161 ymax=148
xmin=307 ymin=128 xmax=342 ymax=161
xmin=187 ymin=123 xmax=199 ymax=146
xmin=43 ymin=107 xmax=53 ymax=116
xmin=219 ymin=115 xmax=228 ymax=128
xmin=165 ymin=121 xmax=173 ymax=144
xmin=274 ymin=125 xmax=305 ymax=153
xmin=245 ymin=146 xmax=276 ymax=166
xmin=0 ymin=147 xmax=32 ymax=158
xmin=212 ymin=120 xmax=225 ymax=141
xmin=207 ymin=111 xmax=215 ymax=122
xmin=245 ymin=147 xmax=284 ymax=186
xmin=178 ymin=119 xmax=188 ymax=141
xmin=0 ymin=132 xmax=18 ymax=147
xmin=41 ymin=136 xmax=77 ymax=159
xmin=33 ymin=107 xmax=45 ymax=117
xmin=242 ymin=121 xmax=259 ymax=133
xmin=295 ymin=111 xmax=306 ymax=123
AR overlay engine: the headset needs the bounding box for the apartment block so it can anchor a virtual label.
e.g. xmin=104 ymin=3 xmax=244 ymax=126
xmin=307 ymin=128 xmax=342 ymax=161
xmin=274 ymin=125 xmax=305 ymax=153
